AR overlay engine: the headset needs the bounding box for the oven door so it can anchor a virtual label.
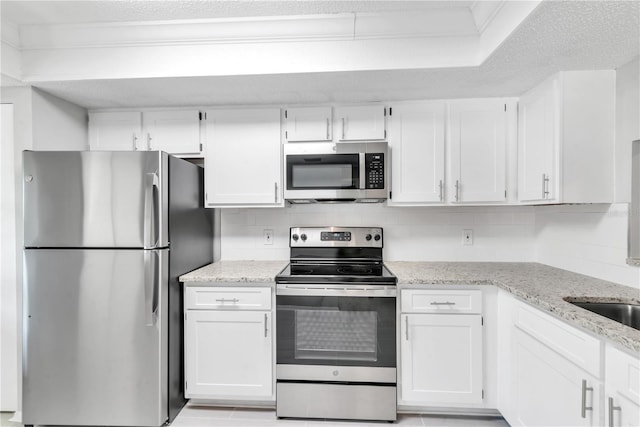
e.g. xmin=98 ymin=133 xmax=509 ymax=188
xmin=276 ymin=284 xmax=396 ymax=382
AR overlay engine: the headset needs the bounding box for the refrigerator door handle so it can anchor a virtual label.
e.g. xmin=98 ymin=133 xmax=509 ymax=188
xmin=144 ymin=173 xmax=160 ymax=249
xmin=144 ymin=251 xmax=159 ymax=327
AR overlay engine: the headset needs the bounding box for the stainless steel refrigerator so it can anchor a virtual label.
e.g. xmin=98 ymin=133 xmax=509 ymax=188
xmin=22 ymin=151 xmax=214 ymax=427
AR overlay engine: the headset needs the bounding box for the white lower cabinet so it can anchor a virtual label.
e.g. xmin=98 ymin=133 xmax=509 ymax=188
xmin=400 ymin=289 xmax=484 ymax=407
xmin=184 ymin=286 xmax=274 ymax=402
xmin=605 ymin=345 xmax=640 ymax=427
xmin=511 ymin=328 xmax=602 ymax=426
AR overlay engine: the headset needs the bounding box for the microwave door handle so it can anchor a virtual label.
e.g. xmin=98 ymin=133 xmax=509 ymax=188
xmin=359 ymin=153 xmax=366 ymax=189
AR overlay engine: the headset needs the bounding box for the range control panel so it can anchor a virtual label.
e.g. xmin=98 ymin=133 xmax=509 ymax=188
xmin=290 ymin=227 xmax=383 ymax=248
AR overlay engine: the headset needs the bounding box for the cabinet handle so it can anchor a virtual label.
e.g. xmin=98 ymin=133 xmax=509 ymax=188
xmin=133 ymin=133 xmax=138 ymax=151
xmin=430 ymin=301 xmax=456 ymax=306
xmin=147 ymin=133 xmax=152 ymax=150
xmin=608 ymin=397 xmax=621 ymax=427
xmin=274 ymin=182 xmax=278 ymax=203
xmin=454 ymin=180 xmax=460 ymax=202
xmin=341 ymin=118 xmax=346 ymax=140
xmin=264 ymin=313 xmax=269 ymax=338
xmin=215 ymin=298 xmax=239 ymax=304
xmin=542 ymin=173 xmax=550 ymax=199
xmin=405 ymin=316 xmax=409 ymax=341
xmin=581 ymin=379 xmax=593 ymax=418
xmin=438 ymin=180 xmax=443 ymax=201
xmin=326 ymin=118 xmax=330 ymax=140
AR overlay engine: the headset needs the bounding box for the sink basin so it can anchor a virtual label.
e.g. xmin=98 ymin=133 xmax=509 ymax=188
xmin=568 ymin=301 xmax=640 ymax=331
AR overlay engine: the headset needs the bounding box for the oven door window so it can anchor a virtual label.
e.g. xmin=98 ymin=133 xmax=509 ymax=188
xmin=286 ymin=154 xmax=359 ymax=190
xmin=276 ymin=296 xmax=395 ymax=367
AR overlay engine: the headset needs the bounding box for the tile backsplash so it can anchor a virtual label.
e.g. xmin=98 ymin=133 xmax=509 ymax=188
xmin=220 ymin=204 xmax=537 ymax=262
xmin=220 ymin=202 xmax=640 ymax=290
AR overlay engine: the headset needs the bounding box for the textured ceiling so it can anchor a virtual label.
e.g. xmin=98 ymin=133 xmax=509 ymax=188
xmin=5 ymin=0 xmax=640 ymax=108
xmin=1 ymin=0 xmax=474 ymax=25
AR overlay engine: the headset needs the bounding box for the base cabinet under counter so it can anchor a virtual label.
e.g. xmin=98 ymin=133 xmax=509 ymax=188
xmin=398 ymin=287 xmax=498 ymax=412
xmin=184 ymin=285 xmax=274 ymax=403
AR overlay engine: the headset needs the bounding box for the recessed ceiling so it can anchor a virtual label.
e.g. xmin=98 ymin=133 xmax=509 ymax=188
xmin=0 ymin=0 xmax=475 ymax=25
xmin=1 ymin=1 xmax=639 ymax=109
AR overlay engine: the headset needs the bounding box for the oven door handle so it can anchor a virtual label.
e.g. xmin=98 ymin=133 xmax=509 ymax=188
xmin=276 ymin=284 xmax=396 ymax=297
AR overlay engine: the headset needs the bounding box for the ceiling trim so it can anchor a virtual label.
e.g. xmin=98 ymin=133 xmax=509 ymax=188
xmin=470 ymin=1 xmax=506 ymax=34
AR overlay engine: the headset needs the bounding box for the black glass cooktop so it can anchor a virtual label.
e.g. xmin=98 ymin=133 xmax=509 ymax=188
xmin=276 ymin=262 xmax=397 ymax=284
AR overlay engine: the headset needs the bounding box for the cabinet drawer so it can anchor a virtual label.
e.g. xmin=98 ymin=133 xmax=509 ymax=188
xmin=513 ymin=300 xmax=601 ymax=377
xmin=401 ymin=289 xmax=482 ymax=314
xmin=185 ymin=287 xmax=271 ymax=310
xmin=606 ymin=345 xmax=640 ymax=404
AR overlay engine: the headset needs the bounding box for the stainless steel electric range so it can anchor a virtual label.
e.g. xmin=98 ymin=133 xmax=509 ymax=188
xmin=275 ymin=226 xmax=397 ymax=422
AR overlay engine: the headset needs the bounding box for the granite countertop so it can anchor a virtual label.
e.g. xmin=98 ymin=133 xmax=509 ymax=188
xmin=386 ymin=261 xmax=640 ymax=353
xmin=180 ymin=260 xmax=640 ymax=353
xmin=180 ymin=260 xmax=286 ymax=283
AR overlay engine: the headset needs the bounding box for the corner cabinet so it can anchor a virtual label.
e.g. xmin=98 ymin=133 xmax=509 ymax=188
xmin=400 ymin=289 xmax=484 ymax=407
xmin=387 ymin=102 xmax=446 ymax=205
xmin=184 ymin=286 xmax=274 ymax=402
xmin=518 ymin=70 xmax=615 ymax=204
xmin=203 ymin=108 xmax=283 ymax=207
xmin=88 ymin=110 xmax=202 ymax=156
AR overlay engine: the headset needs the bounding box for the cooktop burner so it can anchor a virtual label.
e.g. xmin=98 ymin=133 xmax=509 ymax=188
xmin=275 ymin=226 xmax=397 ymax=285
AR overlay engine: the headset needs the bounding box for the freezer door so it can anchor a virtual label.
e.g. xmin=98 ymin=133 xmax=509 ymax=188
xmin=23 ymin=151 xmax=169 ymax=248
xmin=23 ymin=248 xmax=169 ymax=427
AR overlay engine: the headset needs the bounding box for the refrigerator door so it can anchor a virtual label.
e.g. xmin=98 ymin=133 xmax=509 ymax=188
xmin=23 ymin=248 xmax=169 ymax=427
xmin=23 ymin=151 xmax=168 ymax=249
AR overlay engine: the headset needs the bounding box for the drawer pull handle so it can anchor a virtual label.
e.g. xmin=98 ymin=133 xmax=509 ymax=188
xmin=215 ymin=298 xmax=239 ymax=304
xmin=581 ymin=379 xmax=593 ymax=418
xmin=430 ymin=301 xmax=456 ymax=306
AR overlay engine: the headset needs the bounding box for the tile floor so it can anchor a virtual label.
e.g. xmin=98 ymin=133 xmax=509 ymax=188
xmin=1 ymin=406 xmax=511 ymax=427
xmin=172 ymin=405 xmax=512 ymax=427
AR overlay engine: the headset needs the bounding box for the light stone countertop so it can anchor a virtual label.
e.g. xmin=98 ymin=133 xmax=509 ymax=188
xmin=180 ymin=260 xmax=640 ymax=353
xmin=180 ymin=260 xmax=286 ymax=284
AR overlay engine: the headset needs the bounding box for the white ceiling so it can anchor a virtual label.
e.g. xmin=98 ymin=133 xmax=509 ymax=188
xmin=1 ymin=1 xmax=639 ymax=109
xmin=0 ymin=1 xmax=475 ymax=24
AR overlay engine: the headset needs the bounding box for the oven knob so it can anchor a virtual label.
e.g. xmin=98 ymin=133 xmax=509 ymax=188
xmin=374 ymin=234 xmax=381 ymax=241
xmin=300 ymin=234 xmax=307 ymax=241
xmin=333 ymin=370 xmax=339 ymax=377
xmin=292 ymin=234 xmax=299 ymax=241
xmin=365 ymin=234 xmax=372 ymax=241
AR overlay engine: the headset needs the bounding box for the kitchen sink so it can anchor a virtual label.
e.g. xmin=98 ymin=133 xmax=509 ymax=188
xmin=568 ymin=301 xmax=640 ymax=331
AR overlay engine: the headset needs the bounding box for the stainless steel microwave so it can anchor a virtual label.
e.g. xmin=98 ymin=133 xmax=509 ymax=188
xmin=283 ymin=142 xmax=388 ymax=203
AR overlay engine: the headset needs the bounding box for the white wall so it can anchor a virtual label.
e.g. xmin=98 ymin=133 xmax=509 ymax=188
xmin=0 ymin=86 xmax=88 ymax=414
xmin=220 ymin=204 xmax=536 ymax=262
xmin=534 ymin=57 xmax=640 ymax=290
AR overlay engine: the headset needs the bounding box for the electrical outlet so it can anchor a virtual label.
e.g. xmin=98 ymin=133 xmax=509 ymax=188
xmin=463 ymin=229 xmax=473 ymax=246
xmin=263 ymin=229 xmax=274 ymax=245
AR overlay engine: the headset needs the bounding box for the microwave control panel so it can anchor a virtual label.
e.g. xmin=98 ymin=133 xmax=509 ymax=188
xmin=365 ymin=153 xmax=385 ymax=189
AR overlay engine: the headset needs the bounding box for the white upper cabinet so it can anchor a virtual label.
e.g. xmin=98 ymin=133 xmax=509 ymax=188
xmin=142 ymin=110 xmax=201 ymax=156
xmin=204 ymin=108 xmax=283 ymax=207
xmin=335 ymin=105 xmax=387 ymax=141
xmin=284 ymin=106 xmax=332 ymax=142
xmin=89 ymin=111 xmax=142 ymax=151
xmin=448 ymin=99 xmax=510 ymax=203
xmin=387 ymin=102 xmax=445 ymax=205
xmin=89 ymin=110 xmax=203 ymax=156
xmin=518 ymin=70 xmax=615 ymax=204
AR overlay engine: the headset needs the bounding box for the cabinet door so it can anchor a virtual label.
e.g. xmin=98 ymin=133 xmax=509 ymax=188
xmin=400 ymin=314 xmax=483 ymax=405
xmin=142 ymin=110 xmax=201 ymax=156
xmin=89 ymin=112 xmax=142 ymax=151
xmin=605 ymin=345 xmax=640 ymax=427
xmin=185 ymin=310 xmax=272 ymax=399
xmin=518 ymin=77 xmax=558 ymax=202
xmin=204 ymin=108 xmax=282 ymax=207
xmin=335 ymin=105 xmax=386 ymax=141
xmin=387 ymin=102 xmax=445 ymax=204
xmin=448 ymin=100 xmax=507 ymax=203
xmin=285 ymin=107 xmax=331 ymax=142
xmin=510 ymin=329 xmax=601 ymax=427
